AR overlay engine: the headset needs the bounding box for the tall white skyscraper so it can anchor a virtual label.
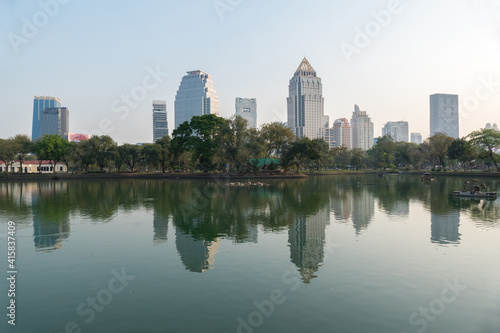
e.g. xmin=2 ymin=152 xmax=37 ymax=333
xmin=351 ymin=105 xmax=374 ymax=150
xmin=382 ymin=121 xmax=409 ymax=142
xmin=235 ymin=98 xmax=257 ymax=128
xmin=152 ymin=100 xmax=168 ymax=142
xmin=174 ymin=70 xmax=220 ymax=130
xmin=430 ymin=94 xmax=459 ymax=138
xmin=287 ymin=57 xmax=328 ymax=139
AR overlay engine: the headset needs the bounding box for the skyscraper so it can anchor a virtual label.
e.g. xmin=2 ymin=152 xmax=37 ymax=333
xmin=287 ymin=57 xmax=328 ymax=139
xmin=332 ymin=118 xmax=352 ymax=149
xmin=382 ymin=121 xmax=409 ymax=142
xmin=174 ymin=70 xmax=220 ymax=130
xmin=430 ymin=94 xmax=459 ymax=138
xmin=351 ymin=105 xmax=374 ymax=150
xmin=152 ymin=100 xmax=168 ymax=142
xmin=411 ymin=133 xmax=422 ymax=144
xmin=235 ymin=98 xmax=257 ymax=128
xmin=32 ymin=96 xmax=61 ymax=141
xmin=40 ymin=107 xmax=69 ymax=138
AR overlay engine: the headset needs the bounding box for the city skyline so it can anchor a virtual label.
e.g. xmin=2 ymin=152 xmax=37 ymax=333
xmin=2 ymin=0 xmax=500 ymax=144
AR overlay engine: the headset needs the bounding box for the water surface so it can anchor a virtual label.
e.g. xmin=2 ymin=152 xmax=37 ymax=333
xmin=1 ymin=175 xmax=500 ymax=333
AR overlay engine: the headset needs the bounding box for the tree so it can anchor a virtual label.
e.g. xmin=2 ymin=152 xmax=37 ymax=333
xmin=350 ymin=148 xmax=365 ymax=170
xmin=155 ymin=135 xmax=172 ymax=173
xmin=73 ymin=140 xmax=95 ymax=172
xmin=88 ymin=135 xmax=117 ymax=172
xmin=368 ymin=135 xmax=396 ymax=170
xmin=421 ymin=133 xmax=454 ymax=169
xmin=12 ymin=134 xmax=33 ymax=173
xmin=448 ymin=138 xmax=477 ymax=171
xmin=468 ymin=129 xmax=500 ymax=172
xmin=189 ymin=114 xmax=226 ymax=172
xmin=218 ymin=116 xmax=250 ymax=172
xmin=281 ymin=137 xmax=322 ymax=173
xmin=0 ymin=138 xmax=16 ymax=173
xmin=171 ymin=121 xmax=193 ymax=171
xmin=117 ymin=144 xmax=142 ymax=172
xmin=330 ymin=146 xmax=350 ymax=169
xmin=33 ymin=135 xmax=70 ymax=173
xmin=260 ymin=123 xmax=295 ymax=160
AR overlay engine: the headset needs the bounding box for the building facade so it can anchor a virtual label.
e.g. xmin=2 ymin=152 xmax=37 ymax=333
xmin=411 ymin=133 xmax=422 ymax=144
xmin=32 ymin=96 xmax=61 ymax=141
xmin=0 ymin=161 xmax=67 ymax=174
xmin=174 ymin=70 xmax=220 ymax=130
xmin=235 ymin=98 xmax=257 ymax=128
xmin=287 ymin=57 xmax=328 ymax=139
xmin=351 ymin=105 xmax=374 ymax=150
xmin=332 ymin=118 xmax=352 ymax=149
xmin=382 ymin=121 xmax=409 ymax=142
xmin=40 ymin=107 xmax=69 ymax=138
xmin=430 ymin=94 xmax=459 ymax=138
xmin=153 ymin=100 xmax=168 ymax=141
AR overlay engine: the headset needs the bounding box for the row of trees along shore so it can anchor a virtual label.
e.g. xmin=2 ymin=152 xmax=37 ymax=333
xmin=1 ymin=115 xmax=500 ymax=174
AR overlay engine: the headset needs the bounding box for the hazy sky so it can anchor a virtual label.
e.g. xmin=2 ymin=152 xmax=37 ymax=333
xmin=1 ymin=0 xmax=499 ymax=144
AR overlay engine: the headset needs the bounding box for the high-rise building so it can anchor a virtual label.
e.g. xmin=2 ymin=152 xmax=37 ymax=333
xmin=287 ymin=57 xmax=328 ymax=139
xmin=382 ymin=121 xmax=409 ymax=142
xmin=174 ymin=70 xmax=220 ymax=130
xmin=411 ymin=133 xmax=422 ymax=144
xmin=485 ymin=123 xmax=498 ymax=130
xmin=32 ymin=96 xmax=61 ymax=141
xmin=235 ymin=98 xmax=257 ymax=128
xmin=430 ymin=94 xmax=459 ymax=138
xmin=40 ymin=107 xmax=69 ymax=138
xmin=351 ymin=105 xmax=374 ymax=150
xmin=152 ymin=100 xmax=168 ymax=142
xmin=332 ymin=118 xmax=352 ymax=149
xmin=323 ymin=127 xmax=335 ymax=149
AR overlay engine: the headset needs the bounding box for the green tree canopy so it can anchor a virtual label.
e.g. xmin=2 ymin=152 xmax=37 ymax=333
xmin=468 ymin=128 xmax=500 ymax=172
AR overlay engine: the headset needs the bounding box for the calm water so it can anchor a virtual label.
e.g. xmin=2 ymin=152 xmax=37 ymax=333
xmin=1 ymin=175 xmax=500 ymax=333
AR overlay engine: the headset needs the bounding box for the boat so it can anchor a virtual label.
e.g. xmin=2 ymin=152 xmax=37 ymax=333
xmin=452 ymin=191 xmax=497 ymax=199
xmin=421 ymin=173 xmax=434 ymax=182
xmin=452 ymin=179 xmax=497 ymax=199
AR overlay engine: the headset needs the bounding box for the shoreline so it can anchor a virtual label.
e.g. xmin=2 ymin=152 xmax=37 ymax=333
xmin=0 ymin=172 xmax=308 ymax=182
xmin=1 ymin=170 xmax=499 ymax=182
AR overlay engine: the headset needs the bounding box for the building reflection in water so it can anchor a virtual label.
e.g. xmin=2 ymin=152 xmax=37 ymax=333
xmin=175 ymin=226 xmax=219 ymax=273
xmin=153 ymin=213 xmax=169 ymax=243
xmin=288 ymin=209 xmax=329 ymax=284
xmin=431 ymin=211 xmax=461 ymax=244
xmin=31 ymin=182 xmax=70 ymax=252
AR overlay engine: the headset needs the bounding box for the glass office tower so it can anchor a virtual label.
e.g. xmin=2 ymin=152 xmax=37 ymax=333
xmin=32 ymin=96 xmax=61 ymax=141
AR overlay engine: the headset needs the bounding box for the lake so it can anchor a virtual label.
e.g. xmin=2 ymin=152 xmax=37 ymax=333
xmin=1 ymin=175 xmax=500 ymax=333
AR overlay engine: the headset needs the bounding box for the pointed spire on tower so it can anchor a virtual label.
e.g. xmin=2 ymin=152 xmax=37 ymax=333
xmin=295 ymin=57 xmax=316 ymax=74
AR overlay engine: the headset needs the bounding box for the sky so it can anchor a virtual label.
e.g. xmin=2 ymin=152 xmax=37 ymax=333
xmin=1 ymin=0 xmax=499 ymax=144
